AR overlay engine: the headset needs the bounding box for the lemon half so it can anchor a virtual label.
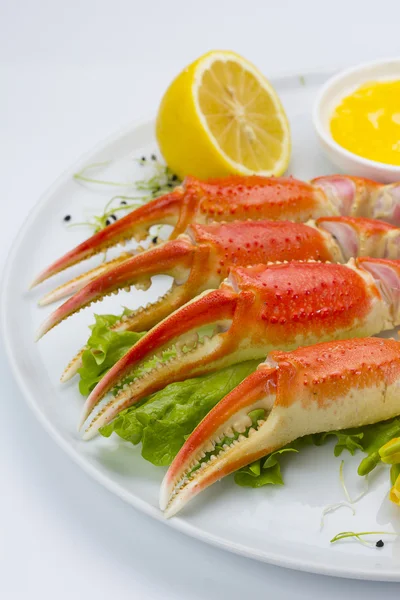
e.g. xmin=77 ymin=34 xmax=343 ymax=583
xmin=156 ymin=50 xmax=291 ymax=179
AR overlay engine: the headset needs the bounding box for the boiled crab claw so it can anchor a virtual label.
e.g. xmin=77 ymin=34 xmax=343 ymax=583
xmin=160 ymin=337 xmax=400 ymax=517
xmin=35 ymin=237 xmax=195 ymax=341
xmin=80 ymin=257 xmax=400 ymax=439
xmin=35 ymin=216 xmax=400 ymax=374
xmin=31 ymin=174 xmax=400 ymax=287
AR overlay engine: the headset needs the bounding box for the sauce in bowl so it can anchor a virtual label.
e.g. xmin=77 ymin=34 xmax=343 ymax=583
xmin=330 ymin=80 xmax=400 ymax=166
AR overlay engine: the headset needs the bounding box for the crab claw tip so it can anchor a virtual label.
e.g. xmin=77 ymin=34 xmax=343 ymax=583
xmin=81 ymin=423 xmax=99 ymax=440
xmin=159 ymin=365 xmax=277 ymax=517
xmin=34 ymin=322 xmax=48 ymax=342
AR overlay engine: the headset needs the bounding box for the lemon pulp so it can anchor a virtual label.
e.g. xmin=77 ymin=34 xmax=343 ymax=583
xmin=197 ymin=58 xmax=287 ymax=172
xmin=330 ymin=80 xmax=400 ymax=166
xmin=156 ymin=50 xmax=290 ymax=179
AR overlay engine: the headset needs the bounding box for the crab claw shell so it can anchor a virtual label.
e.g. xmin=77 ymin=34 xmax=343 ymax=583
xmin=358 ymin=257 xmax=400 ymax=321
xmin=30 ymin=189 xmax=183 ymax=287
xmin=35 ymin=237 xmax=194 ymax=340
xmin=313 ymin=175 xmax=400 ymax=225
xmin=312 ymin=175 xmax=380 ymax=216
xmin=80 ymin=287 xmax=239 ymax=437
xmin=317 ymin=216 xmax=400 ymax=262
xmin=161 ymin=337 xmax=400 ymax=517
xmin=38 ymin=252 xmax=133 ymax=306
xmin=159 ymin=363 xmax=278 ymax=516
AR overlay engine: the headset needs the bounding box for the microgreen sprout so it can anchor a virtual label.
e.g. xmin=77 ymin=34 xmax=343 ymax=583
xmin=320 ymin=461 xmax=369 ymax=531
xmin=330 ymin=531 xmax=399 ymax=547
xmin=320 ymin=503 xmax=355 ymax=531
xmin=73 ymin=161 xmax=137 ymax=187
xmin=68 ymin=195 xmax=142 ymax=234
xmin=339 ymin=460 xmax=369 ymax=504
xmin=134 ymin=160 xmax=180 ymax=199
xmin=71 ymin=156 xmax=181 ymax=235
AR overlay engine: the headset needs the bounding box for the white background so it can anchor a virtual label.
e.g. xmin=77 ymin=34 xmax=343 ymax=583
xmin=2 ymin=1 xmax=400 ymax=597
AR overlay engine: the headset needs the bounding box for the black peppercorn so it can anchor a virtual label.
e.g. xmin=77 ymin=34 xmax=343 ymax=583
xmin=376 ymin=540 xmax=384 ymax=548
xmin=64 ymin=215 xmax=71 ymax=222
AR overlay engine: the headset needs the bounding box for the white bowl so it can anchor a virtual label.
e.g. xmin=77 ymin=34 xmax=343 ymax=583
xmin=313 ymin=58 xmax=400 ymax=183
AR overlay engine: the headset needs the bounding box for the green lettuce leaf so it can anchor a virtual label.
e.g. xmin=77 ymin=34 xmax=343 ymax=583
xmin=100 ymin=359 xmax=260 ymax=465
xmin=77 ymin=311 xmax=145 ymax=396
xmin=235 ymin=419 xmax=400 ymax=488
xmin=234 ymin=447 xmax=299 ymax=487
xmin=234 ymin=434 xmax=320 ymax=488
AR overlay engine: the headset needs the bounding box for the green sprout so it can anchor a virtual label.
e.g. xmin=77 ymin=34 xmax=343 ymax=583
xmin=330 ymin=531 xmax=399 ymax=546
xmin=69 ymin=195 xmax=142 ymax=234
xmin=71 ymin=156 xmax=181 ymax=235
xmin=73 ymin=161 xmax=135 ymax=187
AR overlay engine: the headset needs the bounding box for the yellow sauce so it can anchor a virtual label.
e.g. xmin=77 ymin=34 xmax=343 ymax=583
xmin=330 ymin=80 xmax=400 ymax=165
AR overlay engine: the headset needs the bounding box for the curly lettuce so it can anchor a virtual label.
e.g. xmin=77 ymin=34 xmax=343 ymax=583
xmin=77 ymin=311 xmax=145 ymax=396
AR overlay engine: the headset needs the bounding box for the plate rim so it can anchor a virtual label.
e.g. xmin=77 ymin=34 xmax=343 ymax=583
xmin=3 ymin=68 xmax=400 ymax=582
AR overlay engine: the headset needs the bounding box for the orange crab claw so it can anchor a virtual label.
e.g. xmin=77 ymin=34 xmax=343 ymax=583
xmin=161 ymin=337 xmax=400 ymax=517
xmin=80 ymin=286 xmax=239 ymax=435
xmin=30 ymin=189 xmax=183 ymax=287
xmin=81 ymin=258 xmax=400 ymax=439
xmin=159 ymin=364 xmax=277 ymax=515
xmin=35 ymin=237 xmax=195 ymax=340
xmin=38 ymin=252 xmax=134 ymax=306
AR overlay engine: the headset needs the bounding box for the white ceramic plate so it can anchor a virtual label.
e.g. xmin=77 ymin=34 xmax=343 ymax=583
xmin=3 ymin=70 xmax=400 ymax=581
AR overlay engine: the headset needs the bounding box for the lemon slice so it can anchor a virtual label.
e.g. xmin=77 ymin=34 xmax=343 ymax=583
xmin=156 ymin=50 xmax=291 ymax=179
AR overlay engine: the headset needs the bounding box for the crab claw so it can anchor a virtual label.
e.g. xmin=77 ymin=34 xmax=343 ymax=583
xmin=161 ymin=337 xmax=400 ymax=517
xmin=38 ymin=252 xmax=133 ymax=306
xmin=30 ymin=189 xmax=183 ymax=287
xmin=80 ymin=286 xmax=240 ymax=437
xmin=35 ymin=237 xmax=195 ymax=340
xmin=160 ymin=364 xmax=278 ymax=516
xmin=317 ymin=216 xmax=400 ymax=261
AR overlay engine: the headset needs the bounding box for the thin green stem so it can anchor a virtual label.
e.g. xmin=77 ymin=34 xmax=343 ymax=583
xmin=339 ymin=460 xmax=352 ymax=503
xmin=320 ymin=503 xmax=355 ymax=531
xmin=330 ymin=531 xmax=399 ymax=545
xmin=339 ymin=460 xmax=369 ymax=504
xmin=73 ymin=161 xmax=136 ymax=187
xmin=71 ymin=157 xmax=181 ymax=236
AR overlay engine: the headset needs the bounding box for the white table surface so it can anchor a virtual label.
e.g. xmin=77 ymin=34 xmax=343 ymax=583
xmin=2 ymin=1 xmax=400 ymax=597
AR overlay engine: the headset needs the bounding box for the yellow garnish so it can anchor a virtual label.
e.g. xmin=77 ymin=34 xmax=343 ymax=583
xmin=379 ymin=437 xmax=400 ymax=464
xmin=390 ymin=473 xmax=400 ymax=505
